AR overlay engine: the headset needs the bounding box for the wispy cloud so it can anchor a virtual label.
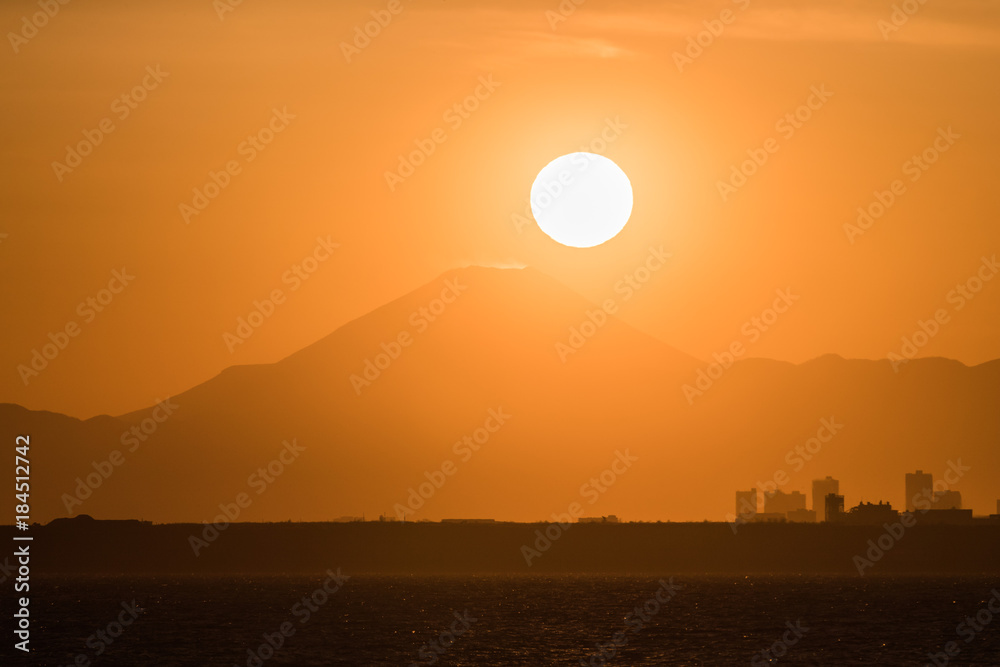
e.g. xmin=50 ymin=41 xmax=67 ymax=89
xmin=409 ymin=0 xmax=1000 ymax=64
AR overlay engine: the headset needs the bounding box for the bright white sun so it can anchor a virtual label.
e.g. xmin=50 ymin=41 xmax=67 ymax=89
xmin=530 ymin=152 xmax=633 ymax=248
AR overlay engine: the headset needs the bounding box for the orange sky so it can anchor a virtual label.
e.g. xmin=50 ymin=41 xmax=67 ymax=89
xmin=2 ymin=0 xmax=999 ymax=419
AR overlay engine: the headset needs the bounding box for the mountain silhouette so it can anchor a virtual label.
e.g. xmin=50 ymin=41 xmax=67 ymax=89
xmin=2 ymin=266 xmax=998 ymax=524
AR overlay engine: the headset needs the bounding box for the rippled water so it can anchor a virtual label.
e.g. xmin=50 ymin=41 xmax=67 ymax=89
xmin=20 ymin=575 xmax=1000 ymax=665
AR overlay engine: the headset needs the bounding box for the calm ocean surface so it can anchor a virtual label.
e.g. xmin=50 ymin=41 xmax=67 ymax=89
xmin=19 ymin=575 xmax=1000 ymax=666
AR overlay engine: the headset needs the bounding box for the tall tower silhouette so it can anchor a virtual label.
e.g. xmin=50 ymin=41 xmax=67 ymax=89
xmin=812 ymin=477 xmax=839 ymax=512
xmin=905 ymin=470 xmax=932 ymax=512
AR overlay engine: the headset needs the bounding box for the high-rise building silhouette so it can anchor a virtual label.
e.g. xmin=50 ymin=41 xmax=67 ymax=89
xmin=933 ymin=490 xmax=962 ymax=509
xmin=763 ymin=490 xmax=806 ymax=515
xmin=824 ymin=493 xmax=844 ymax=522
xmin=812 ymin=476 xmax=839 ymax=512
xmin=735 ymin=489 xmax=758 ymax=521
xmin=905 ymin=470 xmax=933 ymax=512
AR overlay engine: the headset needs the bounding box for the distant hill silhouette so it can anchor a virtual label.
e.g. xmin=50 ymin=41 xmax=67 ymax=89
xmin=2 ymin=266 xmax=998 ymax=523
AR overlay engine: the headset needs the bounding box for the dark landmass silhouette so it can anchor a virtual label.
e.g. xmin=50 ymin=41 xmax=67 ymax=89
xmin=4 ymin=517 xmax=999 ymax=575
xmin=1 ymin=266 xmax=998 ymax=524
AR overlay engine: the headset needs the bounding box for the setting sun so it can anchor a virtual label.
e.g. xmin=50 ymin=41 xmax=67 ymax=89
xmin=530 ymin=152 xmax=633 ymax=248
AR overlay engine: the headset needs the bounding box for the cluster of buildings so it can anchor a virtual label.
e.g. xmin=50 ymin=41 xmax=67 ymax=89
xmin=734 ymin=471 xmax=1000 ymax=526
